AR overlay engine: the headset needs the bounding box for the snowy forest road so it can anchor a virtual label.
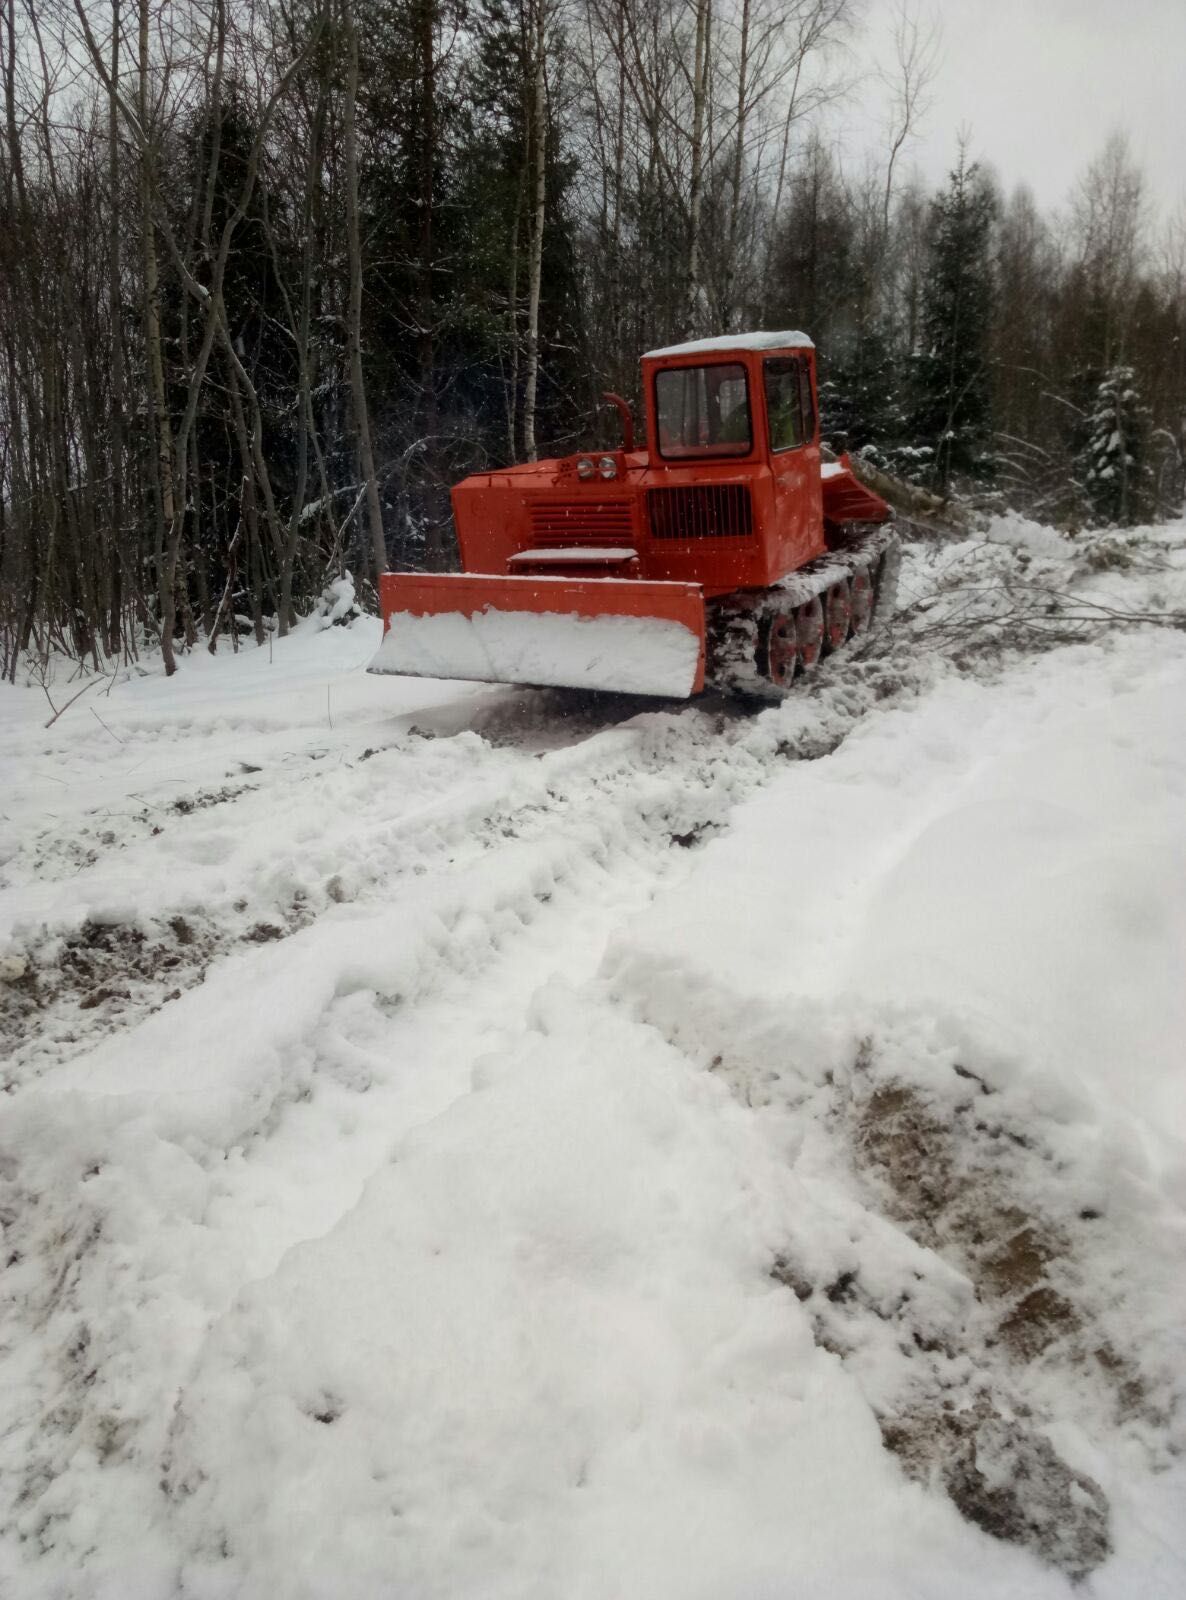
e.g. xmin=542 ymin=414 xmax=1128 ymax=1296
xmin=0 ymin=645 xmax=890 ymax=1092
xmin=0 ymin=613 xmax=919 ymax=1590
xmin=1 ymin=520 xmax=1185 ymax=1598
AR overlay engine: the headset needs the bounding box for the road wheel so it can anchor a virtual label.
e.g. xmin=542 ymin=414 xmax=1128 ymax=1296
xmin=761 ymin=611 xmax=799 ymax=689
xmin=796 ymin=595 xmax=825 ymax=668
xmin=849 ymin=566 xmax=874 ymax=636
xmin=824 ymin=580 xmax=852 ymax=652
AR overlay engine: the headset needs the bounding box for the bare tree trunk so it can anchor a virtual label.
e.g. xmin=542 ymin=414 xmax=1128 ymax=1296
xmin=106 ymin=0 xmax=125 ymax=657
xmin=721 ymin=0 xmax=751 ymax=329
xmin=275 ymin=61 xmax=329 ymax=631
xmin=417 ymin=0 xmax=436 ymax=435
xmin=342 ymin=0 xmax=385 ymax=582
xmin=521 ymin=0 xmax=547 ymax=463
xmin=505 ymin=165 xmax=523 ymax=460
xmin=610 ymin=2 xmax=626 ymax=371
xmin=682 ymin=0 xmax=710 ymax=336
xmin=224 ymin=359 xmax=265 ymax=641
xmin=139 ymin=0 xmax=177 ymax=673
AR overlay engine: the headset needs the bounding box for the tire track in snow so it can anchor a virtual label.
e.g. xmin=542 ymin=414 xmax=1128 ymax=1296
xmin=0 ymin=654 xmax=941 ymax=1575
xmin=1 ymin=651 xmax=918 ymax=1092
xmin=0 ymin=682 xmax=670 ymax=894
xmin=0 ymin=718 xmax=648 ymax=1085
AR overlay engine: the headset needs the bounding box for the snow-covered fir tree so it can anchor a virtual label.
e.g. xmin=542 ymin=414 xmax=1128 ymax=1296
xmin=911 ymin=154 xmax=996 ymax=493
xmin=819 ymin=323 xmax=905 ymax=458
xmin=1076 ymin=366 xmax=1154 ymax=526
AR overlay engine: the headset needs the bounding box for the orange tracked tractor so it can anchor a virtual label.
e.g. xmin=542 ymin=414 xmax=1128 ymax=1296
xmin=369 ymin=331 xmax=898 ymax=698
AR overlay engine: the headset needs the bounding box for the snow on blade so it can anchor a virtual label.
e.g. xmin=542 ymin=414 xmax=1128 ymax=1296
xmin=368 ymin=605 xmax=701 ymax=696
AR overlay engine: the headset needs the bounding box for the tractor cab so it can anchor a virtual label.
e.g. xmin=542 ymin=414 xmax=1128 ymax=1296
xmin=635 ymin=331 xmax=825 ymax=594
xmin=446 ymin=331 xmax=839 ymax=600
xmin=642 ymin=332 xmax=817 ymax=463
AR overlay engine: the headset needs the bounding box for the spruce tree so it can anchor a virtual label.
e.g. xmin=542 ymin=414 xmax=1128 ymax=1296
xmin=912 ymin=153 xmax=996 ymax=492
xmin=819 ymin=323 xmax=906 ymax=459
xmin=1076 ymin=366 xmax=1154 ymax=526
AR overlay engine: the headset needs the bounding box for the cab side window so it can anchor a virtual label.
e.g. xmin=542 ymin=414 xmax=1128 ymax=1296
xmin=764 ymin=357 xmax=809 ymax=452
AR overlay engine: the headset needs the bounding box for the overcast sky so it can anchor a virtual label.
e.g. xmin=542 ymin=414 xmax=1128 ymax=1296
xmin=836 ymin=0 xmax=1186 ymax=225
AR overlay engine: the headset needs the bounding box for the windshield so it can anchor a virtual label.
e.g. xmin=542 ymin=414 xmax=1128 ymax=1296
xmin=655 ymin=363 xmax=751 ymax=459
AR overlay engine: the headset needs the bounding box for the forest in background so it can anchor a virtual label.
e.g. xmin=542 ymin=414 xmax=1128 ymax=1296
xmin=2 ymin=0 xmax=1184 ymax=675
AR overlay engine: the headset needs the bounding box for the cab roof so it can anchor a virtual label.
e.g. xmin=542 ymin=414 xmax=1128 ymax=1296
xmin=642 ymin=330 xmax=814 ymax=360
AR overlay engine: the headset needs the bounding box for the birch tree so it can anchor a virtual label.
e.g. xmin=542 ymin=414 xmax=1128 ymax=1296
xmin=521 ymin=0 xmax=548 ymax=459
xmin=342 ymin=0 xmax=386 ymax=581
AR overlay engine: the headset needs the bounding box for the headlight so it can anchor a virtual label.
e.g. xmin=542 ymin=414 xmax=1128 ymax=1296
xmin=576 ymin=456 xmax=595 ymax=480
xmin=598 ymin=455 xmax=618 ymax=480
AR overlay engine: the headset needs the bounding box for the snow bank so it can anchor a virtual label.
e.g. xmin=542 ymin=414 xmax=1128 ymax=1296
xmin=983 ymin=512 xmax=1071 ymax=557
xmin=612 ymin=632 xmax=1186 ymax=1156
xmin=605 ymin=623 xmax=1186 ymax=1593
xmin=162 ymin=992 xmax=1045 ymax=1600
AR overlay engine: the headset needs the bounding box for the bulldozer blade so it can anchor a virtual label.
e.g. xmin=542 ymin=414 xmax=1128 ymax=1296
xmin=369 ymin=572 xmax=706 ymax=697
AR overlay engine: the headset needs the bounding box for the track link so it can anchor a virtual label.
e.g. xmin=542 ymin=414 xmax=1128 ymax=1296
xmin=706 ymin=523 xmax=901 ymax=697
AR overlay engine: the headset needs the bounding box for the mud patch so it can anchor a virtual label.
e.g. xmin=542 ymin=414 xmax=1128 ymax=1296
xmin=996 ymin=1285 xmax=1080 ymax=1359
xmin=851 ymin=1077 xmax=1093 ymax=1363
xmin=742 ymin=1035 xmax=1178 ymax=1583
xmin=880 ymin=1400 xmax=1110 ymax=1581
xmin=979 ymin=1224 xmax=1060 ymax=1298
xmin=770 ymin=1255 xmax=814 ymax=1303
xmin=668 ymin=823 xmax=718 ymax=849
xmin=169 ymin=784 xmax=250 ymax=816
xmin=0 ymin=900 xmax=307 ymax=1090
xmin=854 ymin=1082 xmax=954 ymax=1239
xmin=841 ymin=1069 xmax=1127 ymax=1576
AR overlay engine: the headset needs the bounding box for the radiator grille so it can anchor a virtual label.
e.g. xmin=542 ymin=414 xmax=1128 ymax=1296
xmin=647 ymin=484 xmax=753 ymax=540
xmin=528 ymin=500 xmax=634 ymax=546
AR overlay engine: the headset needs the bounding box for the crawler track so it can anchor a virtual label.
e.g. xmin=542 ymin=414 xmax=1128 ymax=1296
xmin=707 ymin=524 xmax=901 ymax=696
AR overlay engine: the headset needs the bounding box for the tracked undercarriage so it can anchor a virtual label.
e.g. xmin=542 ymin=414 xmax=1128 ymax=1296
xmin=706 ymin=524 xmax=901 ymax=697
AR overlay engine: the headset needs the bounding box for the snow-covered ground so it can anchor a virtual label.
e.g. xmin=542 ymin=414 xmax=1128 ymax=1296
xmin=1 ymin=517 xmax=1184 ymax=1598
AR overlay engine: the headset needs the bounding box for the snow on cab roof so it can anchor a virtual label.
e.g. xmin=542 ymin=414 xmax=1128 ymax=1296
xmin=643 ymin=329 xmax=814 ymax=359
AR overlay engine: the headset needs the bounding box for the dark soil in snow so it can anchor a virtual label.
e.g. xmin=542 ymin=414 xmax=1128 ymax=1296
xmin=848 ymin=1073 xmax=1120 ymax=1579
xmin=1 ymin=914 xmax=225 ymax=1089
xmin=880 ymin=1399 xmax=1110 ymax=1581
xmin=751 ymin=1028 xmax=1176 ymax=1586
